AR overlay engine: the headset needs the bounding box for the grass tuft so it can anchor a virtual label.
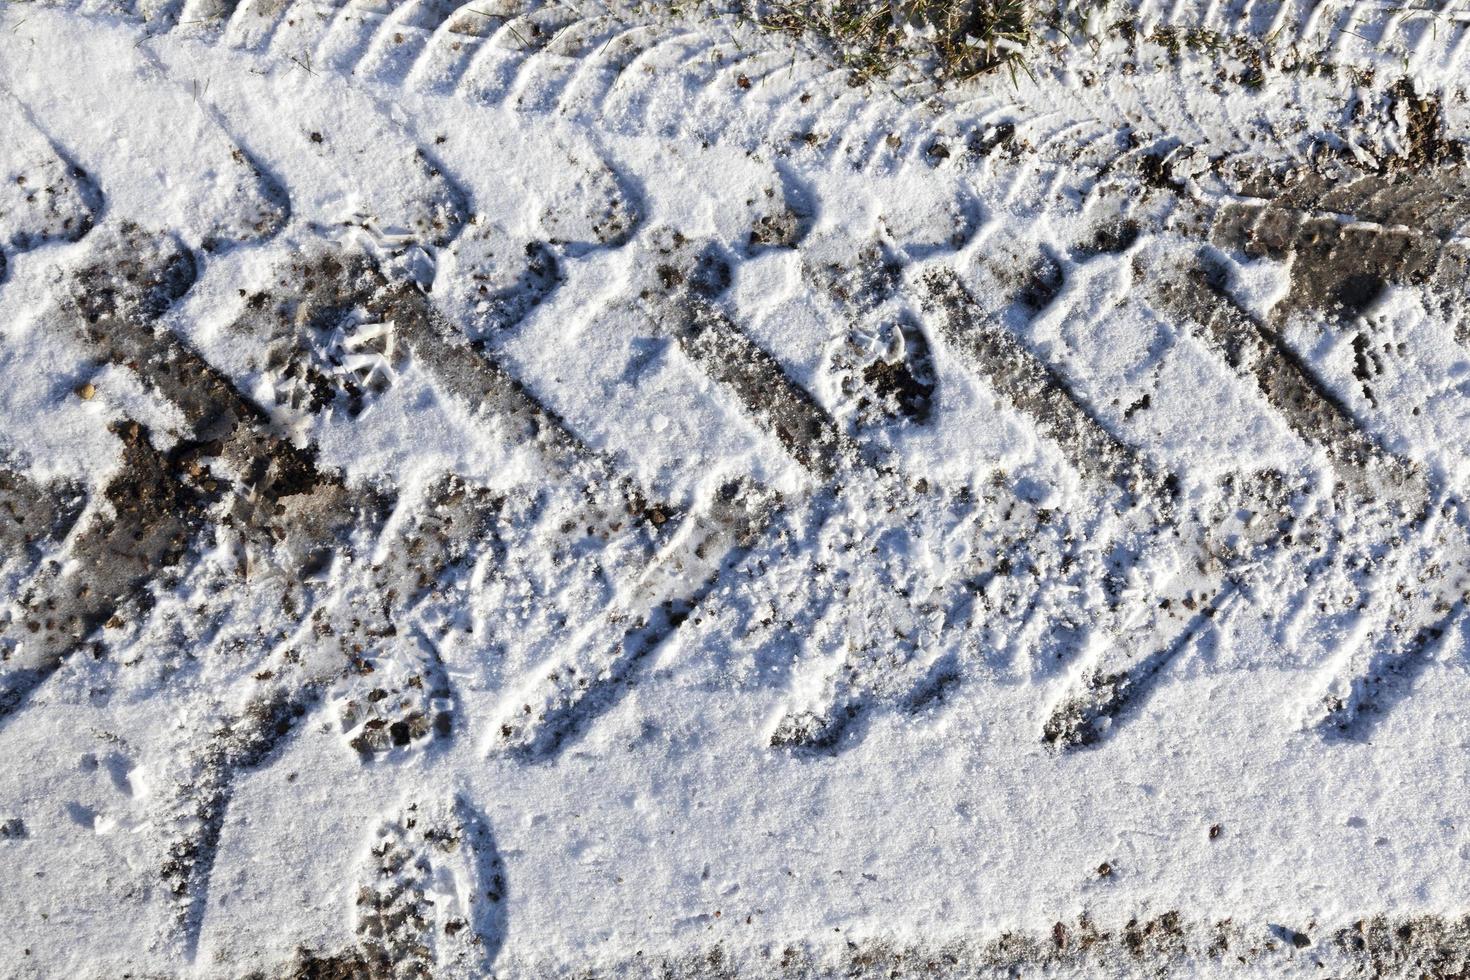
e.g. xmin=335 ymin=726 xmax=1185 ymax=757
xmin=742 ymin=0 xmax=1036 ymax=87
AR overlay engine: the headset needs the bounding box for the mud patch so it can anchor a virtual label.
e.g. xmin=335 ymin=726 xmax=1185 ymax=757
xmin=825 ymin=313 xmax=936 ymax=430
xmin=0 ymin=422 xmax=214 ymax=720
xmin=1210 ymin=85 xmax=1470 ymax=329
xmin=0 ymin=468 xmax=85 ymax=589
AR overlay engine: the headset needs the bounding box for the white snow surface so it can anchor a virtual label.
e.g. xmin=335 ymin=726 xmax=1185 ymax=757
xmin=1 ymin=1 xmax=1470 ymax=976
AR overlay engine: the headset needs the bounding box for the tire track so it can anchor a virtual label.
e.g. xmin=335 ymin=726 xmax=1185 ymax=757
xmin=28 ymin=226 xmax=381 ymax=955
xmin=921 ymin=265 xmax=1304 ymax=749
xmin=1 ymin=230 xmax=213 ymax=725
xmin=1160 ymin=89 xmax=1470 ymax=737
xmin=752 ymin=230 xmax=1085 ymax=748
xmin=10 ymin=0 xmax=1467 ymax=757
xmin=3 ymin=2 xmax=1470 ymax=971
xmin=33 ymin=0 xmax=1428 ymax=174
xmin=161 ymin=235 xmax=682 ymax=955
xmin=912 ymin=135 xmax=1336 ymax=749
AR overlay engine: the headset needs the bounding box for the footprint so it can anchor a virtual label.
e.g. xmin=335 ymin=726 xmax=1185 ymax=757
xmin=355 ymin=794 xmax=507 ymax=977
xmin=331 ymin=634 xmax=454 ymax=758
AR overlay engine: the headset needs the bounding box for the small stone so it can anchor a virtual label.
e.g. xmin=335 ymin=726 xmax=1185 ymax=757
xmin=0 ymin=818 xmax=26 ymax=840
xmin=75 ymin=382 xmax=95 ymax=401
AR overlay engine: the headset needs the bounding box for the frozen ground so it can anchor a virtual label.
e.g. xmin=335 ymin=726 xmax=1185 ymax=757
xmin=2 ymin=0 xmax=1470 ymax=976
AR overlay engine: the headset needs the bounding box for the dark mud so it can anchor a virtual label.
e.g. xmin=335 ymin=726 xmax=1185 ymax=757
xmin=0 ymin=468 xmax=85 ymax=588
xmin=70 ymin=227 xmax=366 ymax=561
xmin=0 ymin=422 xmax=214 ymax=721
xmin=1211 ymin=84 xmax=1470 ymax=335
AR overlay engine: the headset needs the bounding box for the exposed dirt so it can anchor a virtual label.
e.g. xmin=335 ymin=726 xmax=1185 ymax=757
xmin=1211 ymin=85 xmax=1470 ymax=331
xmin=335 ymin=910 xmax=1470 ymax=978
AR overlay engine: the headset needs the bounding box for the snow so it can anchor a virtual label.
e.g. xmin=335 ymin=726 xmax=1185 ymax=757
xmin=2 ymin=0 xmax=1470 ymax=976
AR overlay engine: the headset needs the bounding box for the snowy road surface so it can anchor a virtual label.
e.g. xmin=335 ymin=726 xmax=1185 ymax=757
xmin=2 ymin=0 xmax=1470 ymax=975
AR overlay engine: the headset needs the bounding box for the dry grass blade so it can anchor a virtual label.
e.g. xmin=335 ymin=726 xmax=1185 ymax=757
xmin=741 ymin=0 xmax=1035 ymax=86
